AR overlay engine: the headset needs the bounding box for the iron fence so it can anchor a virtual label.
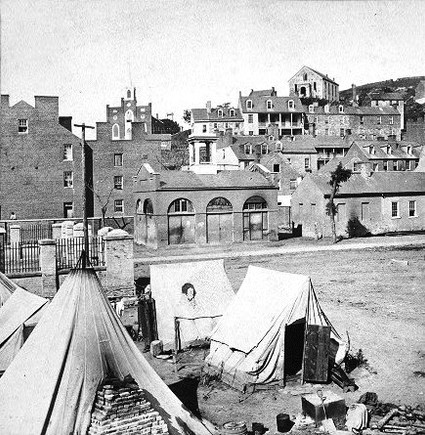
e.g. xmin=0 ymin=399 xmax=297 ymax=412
xmin=56 ymin=236 xmax=105 ymax=270
xmin=20 ymin=221 xmax=53 ymax=242
xmin=2 ymin=241 xmax=40 ymax=274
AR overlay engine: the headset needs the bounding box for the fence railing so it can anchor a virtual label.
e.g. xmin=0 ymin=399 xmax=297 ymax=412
xmin=56 ymin=236 xmax=105 ymax=271
xmin=2 ymin=241 xmax=40 ymax=274
xmin=0 ymin=237 xmax=105 ymax=274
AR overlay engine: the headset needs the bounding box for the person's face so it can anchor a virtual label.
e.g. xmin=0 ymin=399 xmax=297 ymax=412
xmin=186 ymin=287 xmax=195 ymax=301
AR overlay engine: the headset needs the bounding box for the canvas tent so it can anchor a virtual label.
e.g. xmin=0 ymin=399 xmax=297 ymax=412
xmin=0 ymin=270 xmax=19 ymax=307
xmin=150 ymin=259 xmax=235 ymax=350
xmin=204 ymin=266 xmax=346 ymax=391
xmin=0 ymin=268 xmax=216 ymax=435
xmin=0 ymin=287 xmax=48 ymax=373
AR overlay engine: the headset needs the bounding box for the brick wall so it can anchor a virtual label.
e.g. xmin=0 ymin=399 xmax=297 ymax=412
xmin=0 ymin=96 xmax=84 ymax=220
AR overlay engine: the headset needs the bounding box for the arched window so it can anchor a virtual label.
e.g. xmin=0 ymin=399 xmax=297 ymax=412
xmin=288 ymin=100 xmax=294 ymax=110
xmin=206 ymin=197 xmax=233 ymax=212
xmin=112 ymin=124 xmax=120 ymax=139
xmin=125 ymin=110 xmax=134 ymax=139
xmin=168 ymin=198 xmax=194 ymax=214
xmin=246 ymin=100 xmax=253 ymax=110
xmin=266 ymin=100 xmax=273 ymax=110
xmin=339 ymin=105 xmax=344 ymax=113
xmin=125 ymin=109 xmax=134 ymax=122
xmin=136 ymin=199 xmax=143 ymax=214
xmin=243 ymin=196 xmax=268 ymax=241
xmin=217 ymin=109 xmax=223 ymax=117
xmin=309 ymin=105 xmax=314 ymax=113
xmin=229 ymin=109 xmax=235 ymax=117
xmin=127 ymin=89 xmax=131 ymax=99
xmin=143 ymin=198 xmax=154 ymax=215
xmin=324 ymin=104 xmax=330 ymax=113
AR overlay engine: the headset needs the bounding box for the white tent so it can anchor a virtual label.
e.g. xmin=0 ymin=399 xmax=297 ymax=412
xmin=0 ymin=287 xmax=48 ymax=373
xmin=204 ymin=266 xmax=345 ymax=391
xmin=0 ymin=270 xmax=19 ymax=307
xmin=0 ymin=268 xmax=215 ymax=435
xmin=150 ymin=259 xmax=235 ymax=350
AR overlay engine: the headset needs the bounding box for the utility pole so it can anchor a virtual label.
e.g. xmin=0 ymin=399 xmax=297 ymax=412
xmin=74 ymin=123 xmax=95 ymax=268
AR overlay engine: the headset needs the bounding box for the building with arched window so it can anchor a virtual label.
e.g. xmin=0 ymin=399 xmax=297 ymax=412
xmin=289 ymin=66 xmax=339 ymax=102
xmin=133 ymin=163 xmax=278 ymax=247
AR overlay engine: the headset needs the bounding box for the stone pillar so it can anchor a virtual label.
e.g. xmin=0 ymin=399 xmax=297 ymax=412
xmin=9 ymin=225 xmax=21 ymax=244
xmin=104 ymin=229 xmax=134 ymax=298
xmin=52 ymin=223 xmax=62 ymax=240
xmin=39 ymin=239 xmax=57 ymax=298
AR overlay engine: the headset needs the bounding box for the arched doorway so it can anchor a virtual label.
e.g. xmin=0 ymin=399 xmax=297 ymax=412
xmin=206 ymin=197 xmax=233 ymax=244
xmin=300 ymin=86 xmax=307 ymax=97
xmin=167 ymin=198 xmax=195 ymax=245
xmin=135 ymin=198 xmax=157 ymax=246
xmin=243 ymin=196 xmax=269 ymax=241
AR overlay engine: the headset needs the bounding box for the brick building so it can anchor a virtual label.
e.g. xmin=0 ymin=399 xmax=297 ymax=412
xmin=288 ymin=66 xmax=339 ymax=102
xmin=0 ymin=95 xmax=89 ymax=220
xmin=238 ymin=88 xmax=304 ymax=137
xmin=292 ymin=171 xmax=425 ymax=238
xmin=305 ymin=103 xmax=402 ymax=140
xmin=133 ymin=163 xmax=278 ymax=247
xmin=88 ymin=121 xmax=171 ymax=220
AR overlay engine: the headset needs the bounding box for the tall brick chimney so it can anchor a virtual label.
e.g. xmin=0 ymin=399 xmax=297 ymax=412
xmin=206 ymin=101 xmax=211 ymax=114
xmin=224 ymin=128 xmax=233 ymax=147
xmin=352 ymin=84 xmax=357 ymax=106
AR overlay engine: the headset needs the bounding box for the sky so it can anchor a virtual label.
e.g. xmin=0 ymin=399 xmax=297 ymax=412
xmin=1 ymin=0 xmax=425 ymax=139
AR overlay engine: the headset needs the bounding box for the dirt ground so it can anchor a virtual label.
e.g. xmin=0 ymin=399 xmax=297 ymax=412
xmin=135 ymin=244 xmax=425 ymax=433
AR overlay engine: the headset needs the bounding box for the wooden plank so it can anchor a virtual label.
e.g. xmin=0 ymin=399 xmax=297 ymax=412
xmin=303 ymin=325 xmax=331 ymax=383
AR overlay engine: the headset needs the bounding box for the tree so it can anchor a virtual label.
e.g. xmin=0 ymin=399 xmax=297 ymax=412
xmin=182 ymin=109 xmax=191 ymax=124
xmin=159 ymin=118 xmax=181 ymax=135
xmin=325 ymin=163 xmax=352 ymax=243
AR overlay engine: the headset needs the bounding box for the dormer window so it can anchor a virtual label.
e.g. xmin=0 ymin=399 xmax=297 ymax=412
xmin=339 ymin=105 xmax=344 ymax=113
xmin=244 ymin=144 xmax=252 ymax=154
xmin=324 ymin=104 xmax=330 ymax=113
xmin=266 ymin=100 xmax=273 ymax=110
xmin=387 ymin=145 xmax=392 ymax=155
xmin=407 ymin=146 xmax=412 ymax=155
xmin=275 ymin=141 xmax=282 ymax=151
xmin=288 ymin=100 xmax=294 ymax=110
xmin=217 ymin=109 xmax=223 ymax=117
xmin=369 ymin=145 xmax=375 ymax=155
xmin=229 ymin=109 xmax=235 ymax=117
xmin=246 ymin=100 xmax=253 ymax=110
xmin=309 ymin=105 xmax=314 ymax=113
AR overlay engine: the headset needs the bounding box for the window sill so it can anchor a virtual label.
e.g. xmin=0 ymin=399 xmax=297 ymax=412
xmin=408 ymin=215 xmax=418 ymax=219
xmin=391 ymin=216 xmax=401 ymax=219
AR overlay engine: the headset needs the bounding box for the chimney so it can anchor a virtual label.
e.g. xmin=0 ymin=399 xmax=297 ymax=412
xmin=224 ymin=128 xmax=232 ymax=147
xmin=272 ymin=86 xmax=275 ymax=95
xmin=206 ymin=100 xmax=211 ymax=114
xmin=133 ymin=87 xmax=137 ymax=103
xmin=352 ymin=84 xmax=357 ymax=106
xmin=1 ymin=95 xmax=10 ymax=108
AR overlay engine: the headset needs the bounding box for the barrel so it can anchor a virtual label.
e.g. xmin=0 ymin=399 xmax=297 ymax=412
xmin=221 ymin=421 xmax=248 ymax=435
xmin=276 ymin=413 xmax=293 ymax=433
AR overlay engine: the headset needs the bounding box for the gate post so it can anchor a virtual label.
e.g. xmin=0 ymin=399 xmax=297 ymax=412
xmin=39 ymin=239 xmax=58 ymax=298
xmin=9 ymin=225 xmax=21 ymax=244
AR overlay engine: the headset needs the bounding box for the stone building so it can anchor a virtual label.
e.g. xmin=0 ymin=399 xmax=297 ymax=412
xmin=305 ymin=103 xmax=402 ymax=141
xmin=292 ymin=171 xmax=425 ymax=238
xmin=238 ymin=88 xmax=304 ymax=137
xmin=320 ymin=140 xmax=422 ymax=173
xmin=369 ymin=92 xmax=405 ymax=130
xmin=133 ymin=163 xmax=278 ymax=247
xmin=288 ymin=66 xmax=339 ymax=102
xmin=0 ymin=95 xmax=88 ymax=220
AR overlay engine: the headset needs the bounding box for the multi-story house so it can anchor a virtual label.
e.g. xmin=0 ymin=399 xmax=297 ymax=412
xmin=88 ymin=92 xmax=171 ymax=219
xmin=320 ymin=140 xmax=422 ymax=173
xmin=0 ymin=95 xmax=88 ymax=220
xmin=369 ymin=92 xmax=405 ymax=129
xmin=188 ymin=103 xmax=243 ymax=174
xmin=238 ymin=88 xmax=304 ymax=137
xmin=305 ymin=103 xmax=402 ymax=141
xmin=288 ymin=66 xmax=339 ymax=102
